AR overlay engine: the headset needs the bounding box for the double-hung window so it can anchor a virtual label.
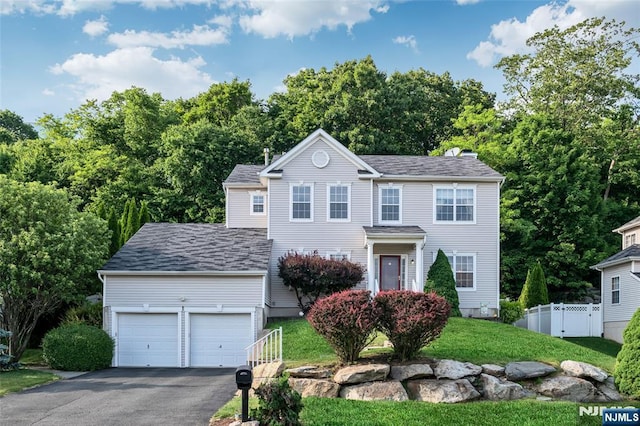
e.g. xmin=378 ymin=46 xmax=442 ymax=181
xmin=290 ymin=184 xmax=313 ymax=221
xmin=625 ymin=234 xmax=636 ymax=248
xmin=611 ymin=276 xmax=620 ymax=305
xmin=379 ymin=185 xmax=401 ymax=223
xmin=328 ymin=184 xmax=350 ymax=221
xmin=435 ymin=186 xmax=475 ymax=223
xmin=446 ymin=254 xmax=475 ymax=289
xmin=327 ymin=251 xmax=350 ymax=261
xmin=250 ymin=192 xmax=265 ymax=215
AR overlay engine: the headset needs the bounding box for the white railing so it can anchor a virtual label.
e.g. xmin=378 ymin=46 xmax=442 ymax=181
xmin=514 ymin=303 xmax=602 ymax=338
xmin=245 ymin=327 xmax=282 ymax=368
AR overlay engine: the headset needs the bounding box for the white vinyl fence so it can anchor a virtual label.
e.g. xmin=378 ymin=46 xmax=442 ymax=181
xmin=514 ymin=303 xmax=602 ymax=338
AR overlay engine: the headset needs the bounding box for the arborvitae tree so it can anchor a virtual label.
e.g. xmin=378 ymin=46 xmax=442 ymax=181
xmin=138 ymin=201 xmax=150 ymax=225
xmin=106 ymin=209 xmax=121 ymax=256
xmin=518 ymin=261 xmax=549 ymax=308
xmin=121 ymin=198 xmax=140 ymax=243
xmin=615 ymin=308 xmax=640 ymax=398
xmin=118 ymin=199 xmax=132 ymax=246
xmin=424 ymin=249 xmax=461 ymax=317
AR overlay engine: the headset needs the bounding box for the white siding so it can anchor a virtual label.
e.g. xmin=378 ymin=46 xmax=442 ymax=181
xmin=601 ymin=263 xmax=640 ymax=324
xmin=227 ymin=188 xmax=268 ymax=228
xmin=622 ymin=228 xmax=639 ymax=249
xmin=603 ymin=320 xmax=628 ymax=344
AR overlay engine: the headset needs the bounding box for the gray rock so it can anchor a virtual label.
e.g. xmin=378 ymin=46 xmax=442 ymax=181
xmin=505 ymin=361 xmax=556 ymax=380
xmin=251 ymin=361 xmax=286 ymax=389
xmin=481 ymin=364 xmax=505 ymax=377
xmin=538 ymin=376 xmax=597 ymax=402
xmin=333 ymin=364 xmax=390 ymax=385
xmin=434 ymin=359 xmax=482 ymax=379
xmin=406 ymin=379 xmax=480 ymax=403
xmin=285 ymin=366 xmax=332 ymax=379
xmin=595 ymin=378 xmax=622 ymax=402
xmin=340 ymin=381 xmax=408 ymax=401
xmin=390 ymin=364 xmax=433 ymax=381
xmin=560 ymin=360 xmax=608 ymax=383
xmin=288 ymin=378 xmax=340 ymax=398
xmin=480 ymin=373 xmax=526 ymax=401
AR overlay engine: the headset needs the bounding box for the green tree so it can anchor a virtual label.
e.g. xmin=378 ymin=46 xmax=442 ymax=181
xmin=121 ymin=198 xmax=140 ymax=243
xmin=424 ymin=249 xmax=461 ymax=317
xmin=518 ymin=262 xmax=549 ymax=309
xmin=106 ymin=208 xmax=121 ymax=256
xmin=138 ymin=201 xmax=151 ymax=225
xmin=0 ymin=110 xmax=38 ymax=144
xmin=0 ymin=177 xmax=109 ymax=361
xmin=615 ymin=308 xmax=640 ymax=398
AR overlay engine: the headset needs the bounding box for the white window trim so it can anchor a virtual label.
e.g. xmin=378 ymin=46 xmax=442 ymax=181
xmin=249 ymin=191 xmax=266 ymax=216
xmin=433 ymin=184 xmax=477 ymax=225
xmin=327 ymin=183 xmax=351 ymax=222
xmin=433 ymin=251 xmax=477 ymax=291
xmin=289 ymin=182 xmax=314 ymax=222
xmin=611 ymin=276 xmax=620 ymax=305
xmin=624 ymin=233 xmax=636 ymax=249
xmin=378 ymin=184 xmax=403 ymax=225
xmin=327 ymin=250 xmax=352 ymax=261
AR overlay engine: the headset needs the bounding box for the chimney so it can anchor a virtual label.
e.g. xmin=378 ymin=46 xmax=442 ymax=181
xmin=263 ymin=148 xmax=270 ymax=166
xmin=460 ymin=149 xmax=478 ymax=159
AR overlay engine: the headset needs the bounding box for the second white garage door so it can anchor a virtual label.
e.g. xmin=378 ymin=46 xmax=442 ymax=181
xmin=189 ymin=314 xmax=252 ymax=367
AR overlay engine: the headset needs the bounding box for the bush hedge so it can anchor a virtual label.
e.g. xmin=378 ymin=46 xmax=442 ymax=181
xmin=307 ymin=290 xmax=376 ymax=363
xmin=43 ymin=323 xmax=114 ymax=371
xmin=424 ymin=249 xmax=461 ymax=317
xmin=499 ymin=300 xmax=524 ymax=324
xmin=615 ymin=308 xmax=640 ymax=398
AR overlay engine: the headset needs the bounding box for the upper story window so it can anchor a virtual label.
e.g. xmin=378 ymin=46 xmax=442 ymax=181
xmin=379 ymin=185 xmax=402 ymax=224
xmin=624 ymin=233 xmax=636 ymax=248
xmin=611 ymin=276 xmax=620 ymax=305
xmin=435 ymin=185 xmax=475 ymax=223
xmin=445 ymin=253 xmax=476 ymax=290
xmin=328 ymin=184 xmax=350 ymax=222
xmin=250 ymin=192 xmax=266 ymax=216
xmin=290 ymin=183 xmax=313 ymax=222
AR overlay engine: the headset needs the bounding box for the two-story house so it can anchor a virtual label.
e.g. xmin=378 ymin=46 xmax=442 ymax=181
xmin=593 ymin=215 xmax=640 ymax=343
xmin=98 ymin=129 xmax=503 ymax=367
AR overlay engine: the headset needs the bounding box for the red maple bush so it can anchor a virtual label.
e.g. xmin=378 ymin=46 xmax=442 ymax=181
xmin=307 ymin=290 xmax=376 ymax=364
xmin=373 ymin=290 xmax=450 ymax=361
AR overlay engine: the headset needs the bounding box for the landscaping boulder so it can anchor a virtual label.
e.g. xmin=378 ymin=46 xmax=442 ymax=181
xmin=406 ymin=379 xmax=480 ymax=403
xmin=340 ymin=381 xmax=408 ymax=401
xmin=286 ymin=366 xmax=332 ymax=379
xmin=538 ymin=376 xmax=597 ymax=402
xmin=504 ymin=361 xmax=555 ymax=380
xmin=288 ymin=378 xmax=340 ymax=398
xmin=481 ymin=364 xmax=505 ymax=377
xmin=480 ymin=374 xmax=526 ymax=401
xmin=251 ymin=361 xmax=286 ymax=388
xmin=560 ymin=360 xmax=608 ymax=383
xmin=390 ymin=364 xmax=433 ymax=381
xmin=333 ymin=364 xmax=390 ymax=385
xmin=595 ymin=377 xmax=622 ymax=402
xmin=434 ymin=360 xmax=482 ymax=379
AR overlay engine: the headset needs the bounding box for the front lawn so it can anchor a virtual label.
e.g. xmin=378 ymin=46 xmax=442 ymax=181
xmin=0 ymin=369 xmax=59 ymax=396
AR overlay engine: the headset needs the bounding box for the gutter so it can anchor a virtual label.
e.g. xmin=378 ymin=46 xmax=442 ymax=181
xmin=97 ymin=270 xmax=269 ymax=277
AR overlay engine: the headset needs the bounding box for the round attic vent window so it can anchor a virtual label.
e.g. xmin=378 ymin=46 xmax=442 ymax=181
xmin=312 ymin=150 xmax=330 ymax=168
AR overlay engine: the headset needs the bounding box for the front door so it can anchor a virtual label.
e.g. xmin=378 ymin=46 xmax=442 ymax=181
xmin=380 ymin=255 xmax=401 ymax=290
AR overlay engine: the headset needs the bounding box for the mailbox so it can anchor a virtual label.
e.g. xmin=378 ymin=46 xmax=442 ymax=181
xmin=235 ymin=365 xmax=253 ymax=390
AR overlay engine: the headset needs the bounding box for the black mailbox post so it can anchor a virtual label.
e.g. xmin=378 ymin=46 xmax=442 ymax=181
xmin=235 ymin=365 xmax=252 ymax=422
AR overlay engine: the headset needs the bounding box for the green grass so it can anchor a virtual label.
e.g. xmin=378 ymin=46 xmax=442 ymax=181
xmin=269 ymin=317 xmax=618 ymax=372
xmin=0 ymin=369 xmax=59 ymax=396
xmin=20 ymin=348 xmax=46 ymax=366
xmin=564 ymin=338 xmax=622 ymax=359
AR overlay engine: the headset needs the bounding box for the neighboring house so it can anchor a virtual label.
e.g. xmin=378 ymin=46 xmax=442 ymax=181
xmin=593 ymin=215 xmax=640 ymax=343
xmin=98 ymin=129 xmax=503 ymax=367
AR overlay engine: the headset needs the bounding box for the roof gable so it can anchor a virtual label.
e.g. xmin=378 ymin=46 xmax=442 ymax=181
xmin=614 ymin=215 xmax=640 ymax=234
xmin=593 ymin=244 xmax=640 ymax=270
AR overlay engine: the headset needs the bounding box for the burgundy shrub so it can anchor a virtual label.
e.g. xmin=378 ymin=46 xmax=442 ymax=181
xmin=307 ymin=290 xmax=376 ymax=364
xmin=373 ymin=290 xmax=450 ymax=361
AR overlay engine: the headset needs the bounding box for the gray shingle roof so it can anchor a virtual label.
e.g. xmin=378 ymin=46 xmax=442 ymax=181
xmin=359 ymin=155 xmax=503 ymax=179
xmin=594 ymin=244 xmax=640 ymax=268
xmin=615 ymin=215 xmax=640 ymax=232
xmin=363 ymin=226 xmax=426 ymax=235
xmin=224 ymin=165 xmax=264 ymax=185
xmin=100 ymin=223 xmax=272 ymax=272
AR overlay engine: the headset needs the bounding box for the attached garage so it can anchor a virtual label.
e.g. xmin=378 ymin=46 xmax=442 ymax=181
xmin=117 ymin=313 xmax=180 ymax=367
xmin=188 ymin=313 xmax=253 ymax=367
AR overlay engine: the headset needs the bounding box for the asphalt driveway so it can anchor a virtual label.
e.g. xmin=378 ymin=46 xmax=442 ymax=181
xmin=1 ymin=368 xmax=237 ymax=426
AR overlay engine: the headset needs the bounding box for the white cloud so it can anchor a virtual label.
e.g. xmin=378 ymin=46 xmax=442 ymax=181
xmin=49 ymin=47 xmax=214 ymax=102
xmin=1 ymin=0 xmax=216 ymax=16
xmin=108 ymin=24 xmax=229 ymax=48
xmin=237 ymin=0 xmax=388 ymax=38
xmin=393 ymin=35 xmax=417 ymax=51
xmin=455 ymin=0 xmax=480 ymax=5
xmin=83 ymin=15 xmax=109 ymax=37
xmin=467 ymin=0 xmax=640 ymax=68
xmin=42 ymin=88 xmax=55 ymax=96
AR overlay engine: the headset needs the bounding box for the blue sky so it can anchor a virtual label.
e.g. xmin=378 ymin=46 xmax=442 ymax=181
xmin=1 ymin=0 xmax=638 ymax=124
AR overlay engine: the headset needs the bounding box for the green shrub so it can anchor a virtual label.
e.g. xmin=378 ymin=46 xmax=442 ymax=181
xmin=42 ymin=323 xmax=113 ymax=371
xmin=519 ymin=261 xmax=549 ymax=309
xmin=252 ymin=375 xmax=303 ymax=426
xmin=615 ymin=308 xmax=640 ymax=398
xmin=500 ymin=300 xmax=524 ymax=324
xmin=425 ymin=249 xmax=461 ymax=316
xmin=63 ymin=302 xmax=103 ymax=328
xmin=0 ymin=328 xmax=20 ymax=370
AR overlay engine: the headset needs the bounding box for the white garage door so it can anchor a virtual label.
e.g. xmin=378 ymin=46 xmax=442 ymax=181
xmin=118 ymin=313 xmax=179 ymax=367
xmin=189 ymin=314 xmax=252 ymax=367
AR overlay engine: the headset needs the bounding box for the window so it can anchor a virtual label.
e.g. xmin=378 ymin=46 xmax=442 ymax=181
xmin=612 ymin=276 xmax=620 ymax=305
xmin=327 ymin=251 xmax=351 ymax=261
xmin=379 ymin=185 xmax=402 ymax=223
xmin=435 ymin=186 xmax=475 ymax=223
xmin=290 ymin=184 xmax=313 ymax=221
xmin=625 ymin=233 xmax=636 ymax=248
xmin=328 ymin=184 xmax=350 ymax=221
xmin=445 ymin=254 xmax=475 ymax=289
xmin=250 ymin=193 xmax=265 ymax=215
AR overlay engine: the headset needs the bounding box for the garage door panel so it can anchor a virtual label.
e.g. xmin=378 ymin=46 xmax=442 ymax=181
xmin=190 ymin=314 xmax=252 ymax=367
xmin=118 ymin=313 xmax=179 ymax=367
